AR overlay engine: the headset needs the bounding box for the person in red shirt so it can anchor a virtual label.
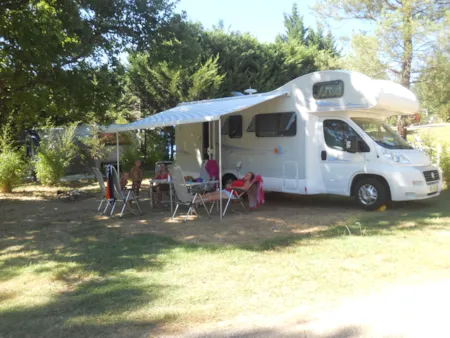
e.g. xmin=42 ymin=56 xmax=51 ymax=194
xmin=198 ymin=172 xmax=255 ymax=203
xmin=154 ymin=165 xmax=169 ymax=206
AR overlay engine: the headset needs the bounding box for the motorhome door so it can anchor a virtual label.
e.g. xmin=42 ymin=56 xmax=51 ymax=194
xmin=318 ymin=118 xmax=366 ymax=195
xmin=202 ymin=122 xmax=210 ymax=160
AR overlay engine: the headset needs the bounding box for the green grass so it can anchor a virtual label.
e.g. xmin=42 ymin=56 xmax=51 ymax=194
xmin=1 ymin=192 xmax=450 ymax=337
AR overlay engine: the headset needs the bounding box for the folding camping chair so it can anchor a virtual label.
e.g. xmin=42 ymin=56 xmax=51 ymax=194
xmin=92 ymin=167 xmax=108 ymax=214
xmin=108 ymin=166 xmax=142 ymax=217
xmin=168 ymin=166 xmax=210 ymax=222
xmin=209 ymin=180 xmax=258 ymax=217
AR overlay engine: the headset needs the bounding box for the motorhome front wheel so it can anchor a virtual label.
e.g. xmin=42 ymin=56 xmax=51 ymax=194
xmin=355 ymin=178 xmax=388 ymax=211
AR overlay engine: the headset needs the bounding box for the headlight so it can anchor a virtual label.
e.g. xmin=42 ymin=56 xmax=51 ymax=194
xmin=383 ymin=153 xmax=411 ymax=164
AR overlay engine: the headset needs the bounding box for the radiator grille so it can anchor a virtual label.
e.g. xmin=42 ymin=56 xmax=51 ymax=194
xmin=423 ymin=170 xmax=440 ymax=182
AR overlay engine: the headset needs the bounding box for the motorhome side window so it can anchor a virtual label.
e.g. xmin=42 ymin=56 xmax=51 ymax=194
xmin=313 ymin=80 xmax=344 ymax=99
xmin=323 ymin=120 xmax=359 ymax=151
xmin=255 ymin=112 xmax=296 ymax=137
xmin=221 ymin=116 xmax=242 ymax=138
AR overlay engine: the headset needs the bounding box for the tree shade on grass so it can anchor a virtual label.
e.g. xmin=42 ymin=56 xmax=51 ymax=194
xmin=0 ymin=188 xmax=449 ymax=337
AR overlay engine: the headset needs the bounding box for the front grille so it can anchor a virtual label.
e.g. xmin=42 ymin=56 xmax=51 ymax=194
xmin=423 ymin=170 xmax=440 ymax=182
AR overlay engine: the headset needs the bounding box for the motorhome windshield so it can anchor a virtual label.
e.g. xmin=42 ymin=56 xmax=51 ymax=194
xmin=351 ymin=118 xmax=413 ymax=150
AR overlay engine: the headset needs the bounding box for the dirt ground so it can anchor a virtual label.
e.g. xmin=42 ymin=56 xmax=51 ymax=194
xmin=0 ymin=183 xmax=367 ymax=245
xmin=169 ymin=276 xmax=450 ymax=338
xmin=2 ymin=184 xmax=449 ymax=338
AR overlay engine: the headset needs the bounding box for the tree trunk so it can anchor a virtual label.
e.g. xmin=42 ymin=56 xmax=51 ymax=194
xmin=1 ymin=182 xmax=12 ymax=193
xmin=397 ymin=2 xmax=413 ymax=139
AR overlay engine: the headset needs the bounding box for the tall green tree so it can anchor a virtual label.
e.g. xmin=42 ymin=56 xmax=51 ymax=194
xmin=340 ymin=34 xmax=389 ymax=79
xmin=314 ymin=0 xmax=449 ymax=87
xmin=125 ymin=53 xmax=225 ymax=160
xmin=415 ymin=25 xmax=450 ymax=122
xmin=0 ymin=0 xmax=175 ymax=132
xmin=277 ymin=3 xmax=308 ymax=44
xmin=120 ymin=10 xmax=342 ymax=160
xmin=314 ymin=0 xmax=450 ymax=135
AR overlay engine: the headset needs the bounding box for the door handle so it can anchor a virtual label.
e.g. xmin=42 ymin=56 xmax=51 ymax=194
xmin=321 ymin=151 xmax=327 ymax=161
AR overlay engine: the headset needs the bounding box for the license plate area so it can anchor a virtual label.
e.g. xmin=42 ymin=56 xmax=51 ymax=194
xmin=429 ymin=184 xmax=439 ymax=193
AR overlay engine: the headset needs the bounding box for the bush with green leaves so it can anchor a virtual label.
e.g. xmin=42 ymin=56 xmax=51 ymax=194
xmin=120 ymin=136 xmax=143 ymax=172
xmin=439 ymin=146 xmax=450 ymax=186
xmin=416 ymin=133 xmax=450 ymax=186
xmin=78 ymin=125 xmax=109 ymax=166
xmin=0 ymin=149 xmax=25 ymax=193
xmin=35 ymin=124 xmax=77 ymax=185
xmin=0 ymin=126 xmax=25 ymax=193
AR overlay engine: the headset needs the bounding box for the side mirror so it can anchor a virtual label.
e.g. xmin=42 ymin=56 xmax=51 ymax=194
xmin=346 ymin=135 xmax=358 ymax=153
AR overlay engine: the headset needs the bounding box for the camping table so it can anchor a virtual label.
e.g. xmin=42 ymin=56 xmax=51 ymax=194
xmin=184 ymin=180 xmax=220 ymax=213
xmin=183 ymin=180 xmax=219 ymax=188
xmin=148 ymin=179 xmax=219 ymax=213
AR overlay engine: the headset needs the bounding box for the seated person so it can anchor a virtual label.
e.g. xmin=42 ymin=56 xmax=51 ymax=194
xmin=120 ymin=172 xmax=129 ymax=190
xmin=154 ymin=164 xmax=170 ymax=206
xmin=197 ymin=172 xmax=255 ymax=203
xmin=130 ymin=160 xmax=143 ymax=196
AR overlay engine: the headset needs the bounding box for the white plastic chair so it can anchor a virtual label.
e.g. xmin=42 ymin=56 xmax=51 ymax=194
xmin=168 ymin=166 xmax=210 ymax=222
xmin=108 ymin=166 xmax=142 ymax=217
xmin=92 ymin=167 xmax=108 ymax=214
xmin=209 ymin=182 xmax=257 ymax=217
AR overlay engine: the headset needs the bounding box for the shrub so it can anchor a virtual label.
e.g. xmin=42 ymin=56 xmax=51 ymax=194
xmin=35 ymin=124 xmax=77 ymax=185
xmin=0 ymin=149 xmax=25 ymax=193
xmin=120 ymin=138 xmax=143 ymax=172
xmin=0 ymin=126 xmax=25 ymax=193
xmin=416 ymin=133 xmax=450 ymax=186
xmin=78 ymin=125 xmax=109 ymax=166
xmin=439 ymin=146 xmax=450 ymax=186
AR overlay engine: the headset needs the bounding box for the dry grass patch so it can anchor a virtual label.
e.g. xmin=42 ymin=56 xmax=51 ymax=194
xmin=0 ymin=184 xmax=449 ymax=337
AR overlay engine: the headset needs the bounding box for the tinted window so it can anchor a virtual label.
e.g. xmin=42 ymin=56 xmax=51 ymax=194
xmin=221 ymin=115 xmax=242 ymax=138
xmin=228 ymin=115 xmax=242 ymax=138
xmin=323 ymin=120 xmax=359 ymax=151
xmin=255 ymin=112 xmax=296 ymax=137
xmin=313 ymin=80 xmax=344 ymax=99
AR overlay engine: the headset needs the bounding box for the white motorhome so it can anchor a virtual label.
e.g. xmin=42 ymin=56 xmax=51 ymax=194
xmin=175 ymin=70 xmax=443 ymax=210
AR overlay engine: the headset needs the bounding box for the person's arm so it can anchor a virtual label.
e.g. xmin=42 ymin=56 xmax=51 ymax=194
xmin=139 ymin=168 xmax=143 ymax=181
xmin=242 ymin=180 xmax=252 ymax=191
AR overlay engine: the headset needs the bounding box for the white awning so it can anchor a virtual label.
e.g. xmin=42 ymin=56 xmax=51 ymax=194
xmin=106 ymin=91 xmax=289 ymax=132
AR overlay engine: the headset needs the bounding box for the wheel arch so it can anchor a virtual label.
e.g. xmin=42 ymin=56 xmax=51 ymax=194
xmin=350 ymin=173 xmax=392 ymax=201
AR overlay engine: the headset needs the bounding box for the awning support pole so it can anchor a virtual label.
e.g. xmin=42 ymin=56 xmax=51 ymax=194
xmin=208 ymin=121 xmax=212 ymax=160
xmin=218 ymin=119 xmax=222 ymax=222
xmin=213 ymin=120 xmax=216 ymax=160
xmin=116 ymin=132 xmax=120 ymax=176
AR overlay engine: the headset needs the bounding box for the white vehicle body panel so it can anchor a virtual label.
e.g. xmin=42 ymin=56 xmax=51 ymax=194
xmin=173 ymin=70 xmax=442 ymax=202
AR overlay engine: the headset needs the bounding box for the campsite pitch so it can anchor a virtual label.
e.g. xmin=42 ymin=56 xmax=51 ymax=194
xmin=1 ymin=183 xmax=449 ymax=337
